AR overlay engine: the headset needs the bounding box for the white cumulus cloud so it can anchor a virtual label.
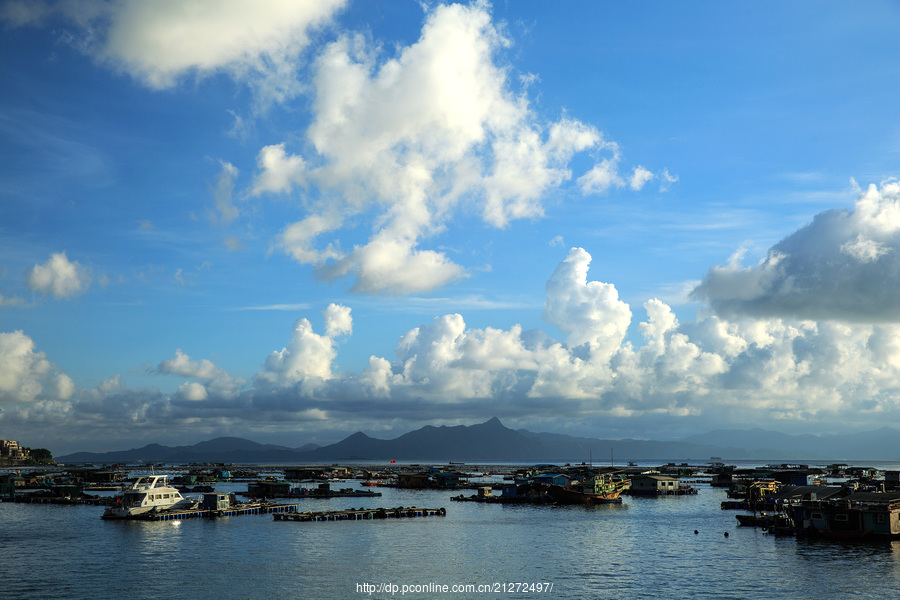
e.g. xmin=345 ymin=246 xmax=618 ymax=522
xmin=693 ymin=179 xmax=900 ymax=321
xmin=258 ymin=3 xmax=652 ymax=294
xmin=9 ymin=243 xmax=900 ymax=449
xmin=157 ymin=349 xmax=244 ymax=399
xmin=543 ymin=248 xmax=632 ymax=359
xmin=158 ymin=349 xmax=224 ymax=380
xmin=26 ymin=252 xmax=91 ymax=298
xmin=177 ymin=381 xmax=208 ymax=402
xmin=0 ymin=330 xmax=73 ymax=404
xmin=256 ymin=303 xmax=352 ymax=390
xmin=86 ymin=0 xmax=346 ymax=106
xmin=1 ymin=0 xmax=347 ymax=108
xmin=250 ymin=144 xmax=307 ymax=196
xmin=629 ymin=166 xmax=654 ymax=191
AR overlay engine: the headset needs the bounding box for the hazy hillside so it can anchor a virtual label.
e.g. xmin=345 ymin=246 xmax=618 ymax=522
xmin=57 ymin=419 xmax=900 ymax=464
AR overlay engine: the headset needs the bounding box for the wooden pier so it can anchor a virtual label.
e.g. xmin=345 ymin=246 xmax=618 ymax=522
xmin=273 ymin=506 xmax=446 ymax=523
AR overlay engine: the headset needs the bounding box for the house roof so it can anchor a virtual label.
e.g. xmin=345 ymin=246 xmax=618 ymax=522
xmin=844 ymin=491 xmax=900 ymax=504
xmin=771 ymin=485 xmax=844 ymax=501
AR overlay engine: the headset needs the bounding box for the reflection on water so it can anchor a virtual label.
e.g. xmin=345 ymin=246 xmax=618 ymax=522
xmin=2 ymin=483 xmax=900 ymax=599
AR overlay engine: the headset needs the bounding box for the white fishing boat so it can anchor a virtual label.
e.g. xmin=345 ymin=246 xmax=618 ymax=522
xmin=102 ymin=475 xmax=197 ymax=519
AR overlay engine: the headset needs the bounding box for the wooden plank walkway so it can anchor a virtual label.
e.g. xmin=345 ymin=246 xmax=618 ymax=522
xmin=274 ymin=506 xmax=446 ymax=522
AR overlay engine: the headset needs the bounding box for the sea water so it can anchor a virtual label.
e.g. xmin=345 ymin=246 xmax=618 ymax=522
xmin=2 ymin=477 xmax=899 ymax=599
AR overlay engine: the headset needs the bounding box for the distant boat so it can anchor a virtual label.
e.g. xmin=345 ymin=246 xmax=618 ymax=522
xmin=102 ymin=475 xmax=197 ymax=519
xmin=546 ymin=474 xmax=631 ymax=505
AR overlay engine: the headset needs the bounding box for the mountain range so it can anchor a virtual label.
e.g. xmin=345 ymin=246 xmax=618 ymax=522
xmin=55 ymin=417 xmax=900 ymax=464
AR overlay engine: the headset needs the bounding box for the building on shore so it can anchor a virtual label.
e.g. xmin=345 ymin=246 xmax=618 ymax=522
xmin=1 ymin=440 xmax=29 ymax=463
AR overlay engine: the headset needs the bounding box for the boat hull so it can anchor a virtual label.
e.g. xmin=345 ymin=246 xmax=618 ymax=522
xmin=103 ymin=506 xmax=153 ymax=519
xmin=546 ymin=485 xmax=623 ymax=505
xmin=102 ymin=498 xmax=196 ymax=519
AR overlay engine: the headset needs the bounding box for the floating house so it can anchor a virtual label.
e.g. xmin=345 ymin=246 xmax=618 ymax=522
xmin=201 ymin=492 xmax=233 ymax=512
xmin=284 ymin=468 xmax=326 ymax=481
xmin=394 ymin=469 xmax=468 ymax=489
xmin=0 ymin=473 xmax=24 ymax=497
xmin=770 ymin=485 xmax=844 ymax=505
xmin=847 ymin=467 xmax=880 ymax=480
xmin=397 ymin=472 xmax=432 ymax=488
xmin=432 ymin=472 xmax=462 ymax=488
xmin=792 ymin=491 xmax=900 ymax=539
xmin=769 ymin=470 xmax=824 ymax=486
xmin=66 ymin=468 xmax=125 ymax=484
xmin=628 ymin=475 xmax=695 ymax=496
xmin=246 ymin=480 xmax=292 ymax=497
xmin=532 ymin=474 xmax=570 ymax=487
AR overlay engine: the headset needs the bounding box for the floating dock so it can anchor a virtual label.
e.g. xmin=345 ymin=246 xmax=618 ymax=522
xmin=273 ymin=506 xmax=445 ymax=522
xmin=108 ymin=502 xmax=304 ymax=521
xmin=626 ymin=488 xmax=699 ymax=496
xmin=240 ymin=490 xmax=381 ymax=499
xmin=2 ymin=495 xmax=112 ymax=506
xmin=451 ymin=494 xmax=546 ymax=504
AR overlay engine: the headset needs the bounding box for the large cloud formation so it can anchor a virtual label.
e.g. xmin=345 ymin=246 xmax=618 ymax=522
xmin=693 ymin=179 xmax=900 ymax=321
xmin=4 ymin=242 xmax=900 ymax=452
xmin=254 ymin=3 xmax=663 ymax=294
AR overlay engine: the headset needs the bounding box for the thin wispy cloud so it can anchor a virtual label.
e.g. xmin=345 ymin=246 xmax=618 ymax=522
xmin=230 ymin=303 xmax=312 ymax=312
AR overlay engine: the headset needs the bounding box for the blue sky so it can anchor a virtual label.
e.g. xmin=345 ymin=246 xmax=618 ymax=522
xmin=2 ymin=0 xmax=899 ymax=454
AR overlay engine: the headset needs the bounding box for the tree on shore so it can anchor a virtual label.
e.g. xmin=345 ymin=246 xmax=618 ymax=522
xmin=25 ymin=448 xmax=53 ymax=464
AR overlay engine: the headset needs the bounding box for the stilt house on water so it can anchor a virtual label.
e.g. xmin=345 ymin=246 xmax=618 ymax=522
xmin=792 ymin=491 xmax=900 ymax=539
